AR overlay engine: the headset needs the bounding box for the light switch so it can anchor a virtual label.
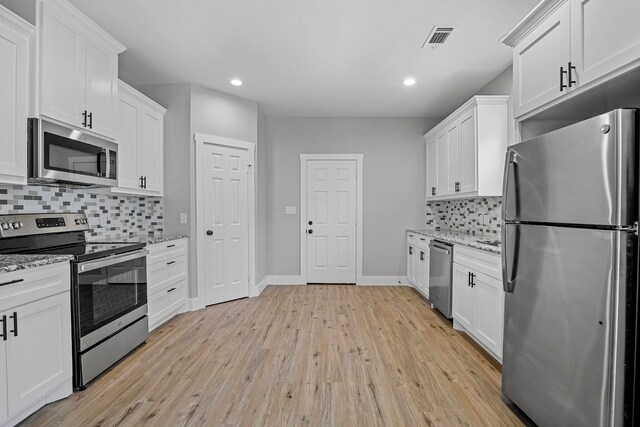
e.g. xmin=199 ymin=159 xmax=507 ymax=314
xmin=180 ymin=213 xmax=188 ymax=224
xmin=483 ymin=214 xmax=490 ymax=225
xmin=285 ymin=206 xmax=297 ymax=215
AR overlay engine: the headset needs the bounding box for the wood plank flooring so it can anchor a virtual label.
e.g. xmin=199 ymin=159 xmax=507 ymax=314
xmin=22 ymin=285 xmax=523 ymax=426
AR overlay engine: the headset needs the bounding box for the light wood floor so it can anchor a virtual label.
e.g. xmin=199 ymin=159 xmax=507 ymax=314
xmin=23 ymin=285 xmax=523 ymax=426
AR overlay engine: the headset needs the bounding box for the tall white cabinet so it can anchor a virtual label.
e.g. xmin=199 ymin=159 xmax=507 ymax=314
xmin=425 ymin=96 xmax=509 ymax=201
xmin=38 ymin=0 xmax=125 ymax=139
xmin=112 ymin=81 xmax=166 ymax=197
xmin=0 ymin=6 xmax=32 ymax=185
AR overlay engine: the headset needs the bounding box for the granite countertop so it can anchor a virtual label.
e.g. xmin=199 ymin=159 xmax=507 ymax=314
xmin=407 ymin=229 xmax=501 ymax=254
xmin=0 ymin=254 xmax=74 ymax=275
xmin=89 ymin=234 xmax=189 ymax=246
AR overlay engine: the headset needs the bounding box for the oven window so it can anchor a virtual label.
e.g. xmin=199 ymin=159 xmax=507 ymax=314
xmin=77 ymin=256 xmax=147 ymax=337
xmin=44 ymin=132 xmax=107 ymax=177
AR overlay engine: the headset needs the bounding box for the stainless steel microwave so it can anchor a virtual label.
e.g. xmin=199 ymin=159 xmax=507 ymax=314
xmin=28 ymin=118 xmax=118 ymax=187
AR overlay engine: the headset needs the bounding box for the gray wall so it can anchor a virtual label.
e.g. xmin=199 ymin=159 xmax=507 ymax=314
xmin=139 ymin=83 xmax=260 ymax=299
xmin=256 ymin=108 xmax=269 ymax=283
xmin=266 ymin=117 xmax=439 ymax=277
xmin=476 ymin=65 xmax=513 ymax=95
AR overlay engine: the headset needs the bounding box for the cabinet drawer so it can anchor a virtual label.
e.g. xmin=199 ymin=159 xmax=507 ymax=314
xmin=0 ymin=263 xmax=71 ymax=312
xmin=147 ymin=239 xmax=187 ymax=266
xmin=453 ymin=245 xmax=501 ymax=280
xmin=407 ymin=234 xmax=430 ymax=250
xmin=148 ymin=254 xmax=187 ymax=296
xmin=148 ymin=279 xmax=187 ymax=322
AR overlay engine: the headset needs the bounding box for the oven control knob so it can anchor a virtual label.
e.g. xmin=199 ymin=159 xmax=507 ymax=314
xmin=1 ymin=222 xmax=10 ymax=230
xmin=75 ymin=219 xmax=81 ymax=225
xmin=82 ymin=218 xmax=87 ymax=224
xmin=12 ymin=222 xmax=21 ymax=229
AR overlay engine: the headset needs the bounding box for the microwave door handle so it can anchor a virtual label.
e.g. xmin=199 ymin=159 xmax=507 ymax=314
xmin=78 ymin=249 xmax=149 ymax=273
xmin=97 ymin=151 xmax=106 ymax=177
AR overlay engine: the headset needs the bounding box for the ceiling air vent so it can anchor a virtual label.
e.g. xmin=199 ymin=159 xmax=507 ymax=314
xmin=422 ymin=26 xmax=456 ymax=48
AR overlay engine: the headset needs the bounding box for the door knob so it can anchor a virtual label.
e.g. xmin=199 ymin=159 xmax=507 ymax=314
xmin=308 ymin=229 xmax=313 ymax=234
xmin=308 ymin=221 xmax=313 ymax=225
xmin=206 ymin=230 xmax=213 ymax=236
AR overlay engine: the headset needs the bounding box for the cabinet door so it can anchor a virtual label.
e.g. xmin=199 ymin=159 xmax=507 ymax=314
xmin=458 ymin=110 xmax=477 ymax=194
xmin=116 ymin=95 xmax=141 ymax=191
xmin=6 ymin=292 xmax=72 ymax=417
xmin=85 ymin=39 xmax=118 ymax=139
xmin=435 ymin=133 xmax=449 ymax=197
xmin=452 ymin=263 xmax=473 ymax=330
xmin=0 ymin=20 xmax=28 ymax=185
xmin=446 ymin=123 xmax=459 ymax=195
xmin=571 ymin=0 xmax=640 ymax=87
xmin=418 ymin=249 xmax=430 ymax=299
xmin=138 ymin=108 xmax=163 ymax=194
xmin=0 ymin=336 xmax=6 ymax=424
xmin=40 ymin=2 xmax=85 ymax=127
xmin=473 ymin=271 xmax=504 ymax=360
xmin=426 ymin=138 xmax=438 ymax=198
xmin=513 ymin=2 xmax=570 ymax=117
xmin=407 ymin=245 xmax=415 ymax=285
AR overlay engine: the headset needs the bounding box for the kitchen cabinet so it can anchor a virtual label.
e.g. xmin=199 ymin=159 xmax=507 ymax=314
xmin=38 ymin=0 xmax=125 ymax=139
xmin=0 ymin=6 xmax=32 ymax=185
xmin=452 ymin=245 xmax=504 ymax=362
xmin=112 ymin=81 xmax=166 ymax=197
xmin=424 ymin=96 xmax=508 ymax=201
xmin=0 ymin=263 xmax=72 ymax=427
xmin=406 ymin=233 xmax=430 ymax=299
xmin=503 ymin=0 xmax=640 ymax=119
xmin=147 ymin=238 xmax=188 ymax=331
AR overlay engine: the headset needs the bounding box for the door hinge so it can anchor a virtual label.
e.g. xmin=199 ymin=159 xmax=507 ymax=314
xmin=621 ymin=222 xmax=638 ymax=236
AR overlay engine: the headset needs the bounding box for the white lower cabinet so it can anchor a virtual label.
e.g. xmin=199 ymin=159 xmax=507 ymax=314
xmin=0 ymin=263 xmax=72 ymax=427
xmin=147 ymin=238 xmax=188 ymax=331
xmin=406 ymin=233 xmax=430 ymax=299
xmin=452 ymin=245 xmax=504 ymax=362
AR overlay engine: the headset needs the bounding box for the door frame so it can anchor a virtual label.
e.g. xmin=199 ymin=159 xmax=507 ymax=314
xmin=300 ymin=154 xmax=363 ymax=284
xmin=194 ymin=133 xmax=257 ymax=303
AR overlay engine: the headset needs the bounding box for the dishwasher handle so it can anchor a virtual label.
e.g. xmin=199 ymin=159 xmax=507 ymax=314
xmin=429 ymin=244 xmax=451 ymax=255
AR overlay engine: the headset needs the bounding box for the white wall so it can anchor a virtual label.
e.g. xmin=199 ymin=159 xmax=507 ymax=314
xmin=266 ymin=117 xmax=439 ymax=278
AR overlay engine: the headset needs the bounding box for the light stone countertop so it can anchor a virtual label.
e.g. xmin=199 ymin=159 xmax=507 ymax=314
xmin=0 ymin=254 xmax=74 ymax=275
xmin=407 ymin=229 xmax=501 ymax=254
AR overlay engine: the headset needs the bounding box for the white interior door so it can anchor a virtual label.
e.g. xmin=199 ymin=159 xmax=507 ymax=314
xmin=203 ymin=144 xmax=249 ymax=305
xmin=306 ymin=160 xmax=357 ymax=283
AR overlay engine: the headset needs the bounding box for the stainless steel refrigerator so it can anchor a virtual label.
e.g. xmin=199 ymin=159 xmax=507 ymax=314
xmin=502 ymin=109 xmax=639 ymax=426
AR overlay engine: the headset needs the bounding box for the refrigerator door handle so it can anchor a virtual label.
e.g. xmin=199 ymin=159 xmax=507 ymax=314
xmin=502 ymin=224 xmax=520 ymax=293
xmin=502 ymin=150 xmax=519 ymax=221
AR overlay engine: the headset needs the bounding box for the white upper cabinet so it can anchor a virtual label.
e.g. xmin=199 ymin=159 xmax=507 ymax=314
xmin=424 ymin=96 xmax=509 ymax=201
xmin=38 ymin=0 xmax=125 ymax=139
xmin=570 ymin=0 xmax=640 ymax=87
xmin=112 ymin=81 xmax=166 ymax=197
xmin=504 ymin=0 xmax=640 ymax=119
xmin=0 ymin=6 xmax=32 ymax=185
xmin=512 ymin=2 xmax=571 ymax=118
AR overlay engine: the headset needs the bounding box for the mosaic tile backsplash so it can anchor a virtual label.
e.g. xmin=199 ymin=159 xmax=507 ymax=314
xmin=0 ymin=184 xmax=163 ymax=240
xmin=426 ymin=197 xmax=502 ymax=235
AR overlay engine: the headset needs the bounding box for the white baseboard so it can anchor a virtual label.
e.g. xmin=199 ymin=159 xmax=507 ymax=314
xmin=186 ymin=297 xmax=205 ymax=311
xmin=357 ymin=276 xmax=408 ymax=286
xmin=266 ymin=275 xmax=305 ymax=285
xmin=256 ymin=276 xmax=269 ymax=295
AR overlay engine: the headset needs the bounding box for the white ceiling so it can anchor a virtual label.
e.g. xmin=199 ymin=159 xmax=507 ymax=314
xmin=65 ymin=0 xmax=538 ymax=117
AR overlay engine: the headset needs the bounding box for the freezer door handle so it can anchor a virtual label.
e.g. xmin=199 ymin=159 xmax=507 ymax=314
xmin=502 ymin=224 xmax=520 ymax=293
xmin=502 ymin=150 xmax=519 ymax=221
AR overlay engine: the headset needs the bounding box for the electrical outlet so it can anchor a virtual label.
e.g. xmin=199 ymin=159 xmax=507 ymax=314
xmin=484 ymin=214 xmax=490 ymax=225
xmin=180 ymin=213 xmax=188 ymax=224
xmin=285 ymin=206 xmax=297 ymax=215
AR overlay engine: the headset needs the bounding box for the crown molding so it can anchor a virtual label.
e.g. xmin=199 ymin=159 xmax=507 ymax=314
xmin=501 ymin=0 xmax=567 ymax=47
xmin=0 ymin=4 xmax=35 ymax=37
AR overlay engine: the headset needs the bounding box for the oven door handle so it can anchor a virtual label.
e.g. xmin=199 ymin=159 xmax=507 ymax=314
xmin=77 ymin=249 xmax=149 ymax=273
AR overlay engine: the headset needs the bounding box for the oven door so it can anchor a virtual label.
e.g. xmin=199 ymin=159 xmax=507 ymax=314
xmin=75 ymin=249 xmax=148 ymax=352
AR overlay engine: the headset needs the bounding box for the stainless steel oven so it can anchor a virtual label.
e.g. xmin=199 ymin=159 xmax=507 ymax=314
xmin=28 ymin=118 xmax=118 ymax=187
xmin=73 ymin=248 xmax=149 ymax=387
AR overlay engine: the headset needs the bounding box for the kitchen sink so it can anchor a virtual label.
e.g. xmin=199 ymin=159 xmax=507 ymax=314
xmin=475 ymin=239 xmax=501 ymax=247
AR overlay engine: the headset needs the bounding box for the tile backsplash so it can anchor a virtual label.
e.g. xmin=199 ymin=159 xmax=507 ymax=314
xmin=426 ymin=197 xmax=502 ymax=235
xmin=0 ymin=184 xmax=163 ymax=240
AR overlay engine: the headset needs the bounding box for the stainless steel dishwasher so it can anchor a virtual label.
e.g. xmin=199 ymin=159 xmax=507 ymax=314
xmin=429 ymin=240 xmax=453 ymax=318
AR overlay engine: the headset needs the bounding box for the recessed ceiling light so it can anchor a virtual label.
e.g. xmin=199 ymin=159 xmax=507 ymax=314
xmin=230 ymin=79 xmax=243 ymax=86
xmin=403 ymin=78 xmax=416 ymax=87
